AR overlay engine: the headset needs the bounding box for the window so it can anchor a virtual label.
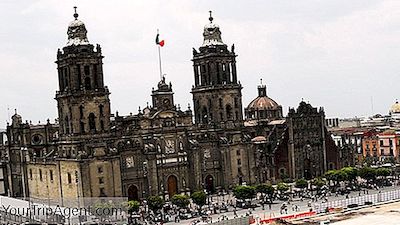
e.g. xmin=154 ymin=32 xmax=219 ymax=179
xmin=67 ymin=173 xmax=72 ymax=184
xmin=99 ymin=105 xmax=104 ymax=116
xmin=226 ymin=105 xmax=233 ymax=120
xmin=80 ymin=122 xmax=85 ymax=133
xmin=85 ymin=77 xmax=91 ymax=90
xmin=237 ymin=158 xmax=241 ymax=165
xmin=29 ymin=169 xmax=32 ymax=179
xmin=98 ymin=166 xmax=103 ymax=174
xmin=89 ymin=113 xmax=96 ymax=131
xmin=79 ymin=105 xmax=84 ymax=119
xmin=93 ymin=64 xmax=98 ymax=87
xmin=84 ymin=65 xmax=90 ymax=75
xmin=99 ymin=188 xmax=106 ymax=197
xmin=50 ymin=170 xmax=53 ymax=181
xmin=99 ymin=177 xmax=104 ymax=184
xmin=238 ymin=167 xmax=242 ymax=175
xmin=77 ymin=65 xmax=82 ymax=87
xmin=236 ymin=149 xmax=240 ymax=156
xmin=39 ymin=169 xmax=42 ymax=181
xmin=219 ymin=99 xmax=223 ymax=109
xmin=234 ymin=98 xmax=238 ymax=108
xmin=380 ymin=140 xmax=384 ymax=146
xmin=65 ymin=116 xmax=70 ymax=134
xmin=100 ymin=120 xmax=104 ymax=131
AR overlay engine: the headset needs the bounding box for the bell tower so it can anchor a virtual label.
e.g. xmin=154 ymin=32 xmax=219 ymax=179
xmin=55 ymin=7 xmax=111 ymax=136
xmin=191 ymin=12 xmax=243 ymax=126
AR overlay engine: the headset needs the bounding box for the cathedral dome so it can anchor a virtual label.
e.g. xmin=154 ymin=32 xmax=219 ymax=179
xmin=247 ymin=85 xmax=280 ymax=110
xmin=66 ymin=7 xmax=89 ymax=46
xmin=390 ymin=101 xmax=400 ymax=114
xmin=245 ymin=83 xmax=283 ymax=121
xmin=247 ymin=96 xmax=280 ymax=110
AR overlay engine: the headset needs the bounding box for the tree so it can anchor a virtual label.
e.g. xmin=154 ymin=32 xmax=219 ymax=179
xmin=127 ymin=200 xmax=140 ymax=213
xmin=376 ymin=168 xmax=391 ymax=178
xmin=324 ymin=170 xmax=338 ymax=183
xmin=255 ymin=184 xmax=275 ymax=202
xmin=147 ymin=196 xmax=164 ymax=212
xmin=295 ymin=179 xmax=308 ymax=189
xmin=171 ymin=194 xmax=190 ymax=209
xmin=359 ymin=167 xmax=376 ymax=183
xmin=191 ymin=191 xmax=206 ymax=207
xmin=233 ymin=185 xmax=256 ymax=201
xmin=276 ymin=182 xmax=289 ymax=193
xmin=312 ymin=177 xmax=326 ymax=189
xmin=336 ymin=169 xmax=349 ymax=182
xmin=341 ymin=167 xmax=358 ymax=183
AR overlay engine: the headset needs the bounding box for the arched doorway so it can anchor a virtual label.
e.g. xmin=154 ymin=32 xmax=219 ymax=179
xmin=127 ymin=185 xmax=139 ymax=201
xmin=205 ymin=175 xmax=215 ymax=193
xmin=167 ymin=175 xmax=178 ymax=197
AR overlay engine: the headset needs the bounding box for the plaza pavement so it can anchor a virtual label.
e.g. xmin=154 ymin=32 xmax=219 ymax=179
xmin=167 ymin=185 xmax=400 ymax=225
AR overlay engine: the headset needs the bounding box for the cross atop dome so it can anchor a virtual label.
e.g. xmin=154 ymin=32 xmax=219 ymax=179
xmin=73 ymin=6 xmax=79 ymax=20
xmin=209 ymin=10 xmax=213 ymax=23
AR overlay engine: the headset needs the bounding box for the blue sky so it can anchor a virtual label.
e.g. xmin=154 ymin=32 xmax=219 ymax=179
xmin=0 ymin=0 xmax=399 ymax=127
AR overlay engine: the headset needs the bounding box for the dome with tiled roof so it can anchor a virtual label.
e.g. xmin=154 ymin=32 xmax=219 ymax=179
xmin=245 ymin=83 xmax=283 ymax=121
xmin=390 ymin=100 xmax=400 ymax=114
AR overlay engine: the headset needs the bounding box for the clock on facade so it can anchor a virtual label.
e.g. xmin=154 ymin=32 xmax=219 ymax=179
xmin=163 ymin=99 xmax=170 ymax=105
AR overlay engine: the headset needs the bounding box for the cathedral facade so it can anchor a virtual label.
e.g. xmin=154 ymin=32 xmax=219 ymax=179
xmin=0 ymin=10 xmax=348 ymax=204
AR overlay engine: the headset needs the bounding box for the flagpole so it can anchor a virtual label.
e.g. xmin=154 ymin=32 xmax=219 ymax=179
xmin=157 ymin=29 xmax=163 ymax=80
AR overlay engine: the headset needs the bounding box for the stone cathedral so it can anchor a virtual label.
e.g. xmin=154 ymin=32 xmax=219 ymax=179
xmin=0 ymin=10 xmax=351 ymax=203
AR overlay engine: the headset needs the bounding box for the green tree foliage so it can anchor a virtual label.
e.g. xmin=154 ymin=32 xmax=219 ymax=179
xmin=312 ymin=177 xmax=326 ymax=189
xmin=359 ymin=167 xmax=376 ymax=182
xmin=324 ymin=170 xmax=338 ymax=182
xmin=191 ymin=191 xmax=207 ymax=207
xmin=147 ymin=196 xmax=164 ymax=212
xmin=336 ymin=169 xmax=349 ymax=182
xmin=127 ymin=200 xmax=140 ymax=213
xmin=341 ymin=167 xmax=358 ymax=182
xmin=376 ymin=168 xmax=391 ymax=178
xmin=295 ymin=178 xmax=308 ymax=189
xmin=171 ymin=194 xmax=190 ymax=209
xmin=276 ymin=182 xmax=289 ymax=193
xmin=233 ymin=185 xmax=256 ymax=200
xmin=255 ymin=184 xmax=275 ymax=201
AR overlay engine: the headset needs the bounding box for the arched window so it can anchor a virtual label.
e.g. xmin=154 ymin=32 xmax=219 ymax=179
xmin=226 ymin=105 xmax=233 ymax=120
xmin=85 ymin=77 xmax=91 ymax=90
xmin=89 ymin=113 xmax=96 ymax=131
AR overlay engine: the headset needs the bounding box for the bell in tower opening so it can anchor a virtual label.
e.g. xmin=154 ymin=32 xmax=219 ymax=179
xmin=191 ymin=11 xmax=243 ymax=126
xmin=55 ymin=7 xmax=111 ymax=136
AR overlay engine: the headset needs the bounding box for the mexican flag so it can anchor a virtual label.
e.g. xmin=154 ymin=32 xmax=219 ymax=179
xmin=156 ymin=33 xmax=165 ymax=47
